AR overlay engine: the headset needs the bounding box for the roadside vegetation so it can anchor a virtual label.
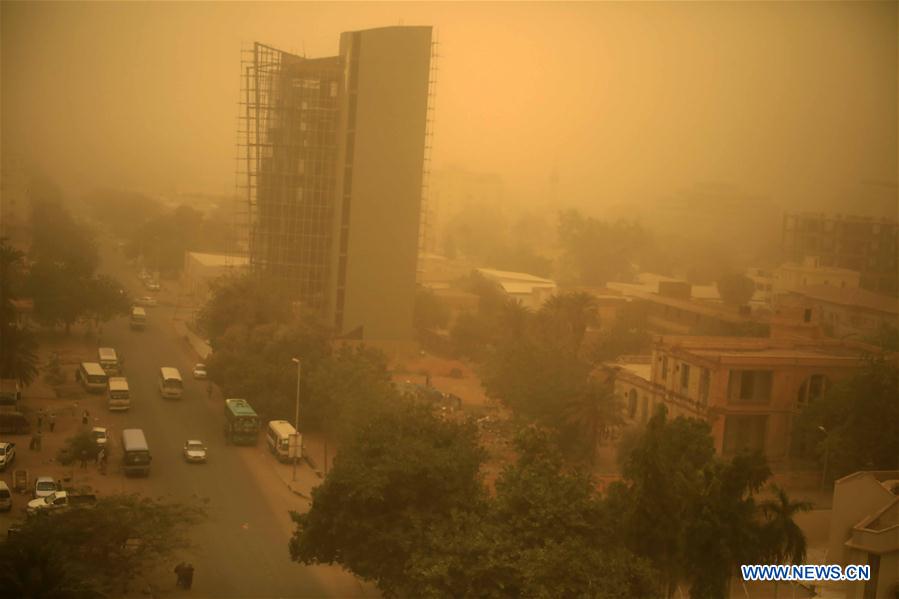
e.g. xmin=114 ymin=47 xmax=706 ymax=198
xmin=0 ymin=494 xmax=206 ymax=597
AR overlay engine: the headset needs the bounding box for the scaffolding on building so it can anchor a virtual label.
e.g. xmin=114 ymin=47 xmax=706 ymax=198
xmin=418 ymin=31 xmax=440 ymax=274
xmin=236 ymin=42 xmax=340 ymax=311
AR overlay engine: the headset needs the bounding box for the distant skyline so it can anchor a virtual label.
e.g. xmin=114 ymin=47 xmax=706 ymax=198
xmin=2 ymin=2 xmax=896 ymax=217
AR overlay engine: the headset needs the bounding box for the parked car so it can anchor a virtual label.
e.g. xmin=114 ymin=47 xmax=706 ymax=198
xmin=192 ymin=363 xmax=207 ymax=379
xmin=92 ymin=427 xmax=108 ymax=449
xmin=0 ymin=411 xmax=29 ymax=435
xmin=0 ymin=481 xmax=12 ymax=512
xmin=135 ymin=296 xmax=158 ymax=307
xmin=0 ymin=442 xmax=15 ymax=471
xmin=182 ymin=440 xmax=207 ymax=464
xmin=33 ymin=476 xmax=58 ymax=499
xmin=27 ymin=490 xmax=97 ymax=515
xmin=145 ymin=280 xmax=161 ymax=291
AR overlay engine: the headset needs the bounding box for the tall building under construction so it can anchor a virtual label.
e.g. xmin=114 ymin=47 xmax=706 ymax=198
xmin=238 ymin=26 xmax=435 ymax=342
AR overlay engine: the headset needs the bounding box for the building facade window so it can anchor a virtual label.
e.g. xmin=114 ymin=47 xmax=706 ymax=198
xmin=727 ymin=370 xmax=773 ymax=403
xmin=797 ymin=374 xmax=829 ymax=408
xmin=699 ymin=368 xmax=710 ymax=405
xmin=680 ymin=364 xmax=691 ymax=391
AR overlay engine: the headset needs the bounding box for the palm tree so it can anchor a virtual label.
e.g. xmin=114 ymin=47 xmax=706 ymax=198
xmin=538 ymin=292 xmax=599 ymax=352
xmin=0 ymin=324 xmax=40 ymax=386
xmin=758 ymin=484 xmax=813 ymax=598
xmin=562 ymin=381 xmax=623 ymax=465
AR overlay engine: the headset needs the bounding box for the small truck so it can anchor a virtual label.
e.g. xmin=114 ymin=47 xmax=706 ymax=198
xmin=26 ymin=490 xmax=97 ymax=515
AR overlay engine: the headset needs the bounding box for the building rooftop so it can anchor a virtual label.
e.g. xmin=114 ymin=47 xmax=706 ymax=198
xmin=655 ymin=334 xmax=881 ymax=363
xmin=188 ymin=252 xmax=250 ymax=268
xmin=476 ymin=267 xmax=556 ymax=286
xmin=791 ymin=284 xmax=899 ymax=315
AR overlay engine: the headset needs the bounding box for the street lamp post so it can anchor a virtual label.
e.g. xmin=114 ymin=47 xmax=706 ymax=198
xmin=291 ymin=358 xmax=301 ymax=482
xmin=818 ymin=425 xmax=829 ymax=491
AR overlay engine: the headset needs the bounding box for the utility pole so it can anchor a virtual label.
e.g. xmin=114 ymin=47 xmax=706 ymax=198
xmin=291 ymin=358 xmax=301 ymax=482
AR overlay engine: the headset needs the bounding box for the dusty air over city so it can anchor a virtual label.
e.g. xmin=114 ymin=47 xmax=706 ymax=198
xmin=0 ymin=2 xmax=896 ymax=598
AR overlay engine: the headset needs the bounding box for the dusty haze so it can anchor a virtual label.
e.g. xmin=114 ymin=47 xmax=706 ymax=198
xmin=2 ymin=1 xmax=896 ymax=216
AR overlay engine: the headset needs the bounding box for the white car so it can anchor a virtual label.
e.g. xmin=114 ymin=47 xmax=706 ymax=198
xmin=34 ymin=476 xmax=58 ymax=499
xmin=145 ymin=280 xmax=161 ymax=291
xmin=183 ymin=440 xmax=207 ymax=463
xmin=0 ymin=442 xmax=15 ymax=471
xmin=192 ymin=363 xmax=207 ymax=379
xmin=92 ymin=427 xmax=108 ymax=448
xmin=135 ymin=296 xmax=158 ymax=307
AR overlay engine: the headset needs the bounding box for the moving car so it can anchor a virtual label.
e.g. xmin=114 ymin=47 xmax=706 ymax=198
xmin=192 ymin=363 xmax=207 ymax=379
xmin=92 ymin=427 xmax=108 ymax=449
xmin=33 ymin=476 xmax=57 ymax=499
xmin=183 ymin=440 xmax=207 ymax=463
xmin=135 ymin=296 xmax=158 ymax=307
xmin=0 ymin=442 xmax=15 ymax=471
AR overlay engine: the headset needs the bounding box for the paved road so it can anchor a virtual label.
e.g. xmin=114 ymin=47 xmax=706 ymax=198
xmin=96 ymin=237 xmax=368 ymax=598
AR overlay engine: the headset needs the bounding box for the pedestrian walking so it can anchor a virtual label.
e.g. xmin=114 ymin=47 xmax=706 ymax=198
xmin=79 ymin=449 xmax=88 ymax=469
xmin=82 ymin=410 xmax=89 ymax=426
xmin=207 ymin=382 xmax=213 ymax=400
xmin=100 ymin=450 xmax=108 ymax=475
xmin=49 ymin=413 xmax=56 ymax=432
xmin=37 ymin=412 xmax=43 ymax=431
xmin=35 ymin=431 xmax=42 ymax=451
xmin=29 ymin=433 xmax=37 ymax=450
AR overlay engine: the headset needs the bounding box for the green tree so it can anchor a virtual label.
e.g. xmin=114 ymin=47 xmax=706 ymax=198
xmin=82 ymin=189 xmax=163 ymax=238
xmin=289 ymin=401 xmax=487 ymax=595
xmin=413 ymin=286 xmax=451 ymax=331
xmin=1 ymin=238 xmax=40 ymax=386
xmin=557 ymin=209 xmax=646 ymax=286
xmin=794 ymin=357 xmax=899 ymax=479
xmin=562 ymin=381 xmax=624 ymax=464
xmin=0 ymin=494 xmax=204 ymax=596
xmin=715 ymin=273 xmax=756 ymax=306
xmin=198 ymin=273 xmax=291 ymax=345
xmin=588 ymin=301 xmax=652 ymax=363
xmin=537 ymin=291 xmax=599 ymax=353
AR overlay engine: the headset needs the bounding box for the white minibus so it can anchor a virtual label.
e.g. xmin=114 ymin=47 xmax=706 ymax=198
xmin=76 ymin=362 xmax=108 ymax=393
xmin=98 ymin=347 xmax=119 ymax=375
xmin=159 ymin=367 xmax=183 ymax=399
xmin=266 ymin=420 xmax=301 ymax=462
xmin=107 ymin=377 xmax=131 ymax=411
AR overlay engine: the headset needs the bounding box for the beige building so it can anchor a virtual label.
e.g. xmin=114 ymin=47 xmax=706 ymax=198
xmin=476 ymin=267 xmax=557 ymax=311
xmin=773 ymin=256 xmax=862 ymax=294
xmin=182 ymin=252 xmax=249 ymax=304
xmin=778 ymin=284 xmax=899 ymax=341
xmin=829 ymin=470 xmax=899 ymax=599
xmin=602 ymin=335 xmax=878 ymax=459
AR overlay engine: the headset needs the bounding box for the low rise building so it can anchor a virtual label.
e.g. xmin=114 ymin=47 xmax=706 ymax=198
xmin=182 ymin=252 xmax=250 ymax=303
xmin=777 ymin=284 xmax=899 ymax=341
xmin=475 ymin=267 xmax=557 ymax=310
xmin=773 ymin=256 xmax=861 ymax=294
xmin=828 ymin=470 xmax=899 ymax=599
xmin=601 ymin=335 xmax=878 ymax=460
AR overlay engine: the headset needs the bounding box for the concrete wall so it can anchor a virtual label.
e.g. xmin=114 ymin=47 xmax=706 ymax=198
xmin=828 ymin=472 xmax=899 ymax=565
xmin=334 ymin=27 xmax=431 ymax=342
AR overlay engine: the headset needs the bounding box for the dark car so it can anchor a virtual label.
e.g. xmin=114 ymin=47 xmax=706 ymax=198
xmin=0 ymin=412 xmax=30 ymax=435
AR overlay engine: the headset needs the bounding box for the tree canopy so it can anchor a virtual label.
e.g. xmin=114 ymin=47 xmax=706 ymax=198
xmin=1 ymin=238 xmax=39 ymax=385
xmin=794 ymin=357 xmax=899 ymax=479
xmin=715 ymin=273 xmax=756 ymax=306
xmin=0 ymin=494 xmax=205 ymax=597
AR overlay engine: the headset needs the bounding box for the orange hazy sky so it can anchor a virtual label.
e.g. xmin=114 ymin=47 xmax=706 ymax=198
xmin=2 ymin=2 xmax=896 ymax=215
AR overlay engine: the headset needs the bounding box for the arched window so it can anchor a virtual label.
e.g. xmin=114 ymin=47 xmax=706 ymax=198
xmin=627 ymin=389 xmax=638 ymax=420
xmin=797 ymin=374 xmax=829 ymax=408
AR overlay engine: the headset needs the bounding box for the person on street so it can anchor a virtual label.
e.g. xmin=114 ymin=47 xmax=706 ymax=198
xmin=49 ymin=413 xmax=56 ymax=432
xmin=37 ymin=412 xmax=43 ymax=431
xmin=79 ymin=449 xmax=88 ymax=469
xmin=82 ymin=410 xmax=89 ymax=426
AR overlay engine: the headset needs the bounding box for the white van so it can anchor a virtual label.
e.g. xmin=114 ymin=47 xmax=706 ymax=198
xmin=98 ymin=347 xmax=119 ymax=375
xmin=159 ymin=367 xmax=183 ymax=399
xmin=130 ymin=307 xmax=147 ymax=330
xmin=107 ymin=377 xmax=130 ymax=411
xmin=266 ymin=420 xmax=300 ymax=462
xmin=76 ymin=362 xmax=108 ymax=393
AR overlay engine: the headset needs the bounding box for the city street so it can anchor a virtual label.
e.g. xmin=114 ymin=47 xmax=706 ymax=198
xmin=89 ymin=235 xmax=371 ymax=598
